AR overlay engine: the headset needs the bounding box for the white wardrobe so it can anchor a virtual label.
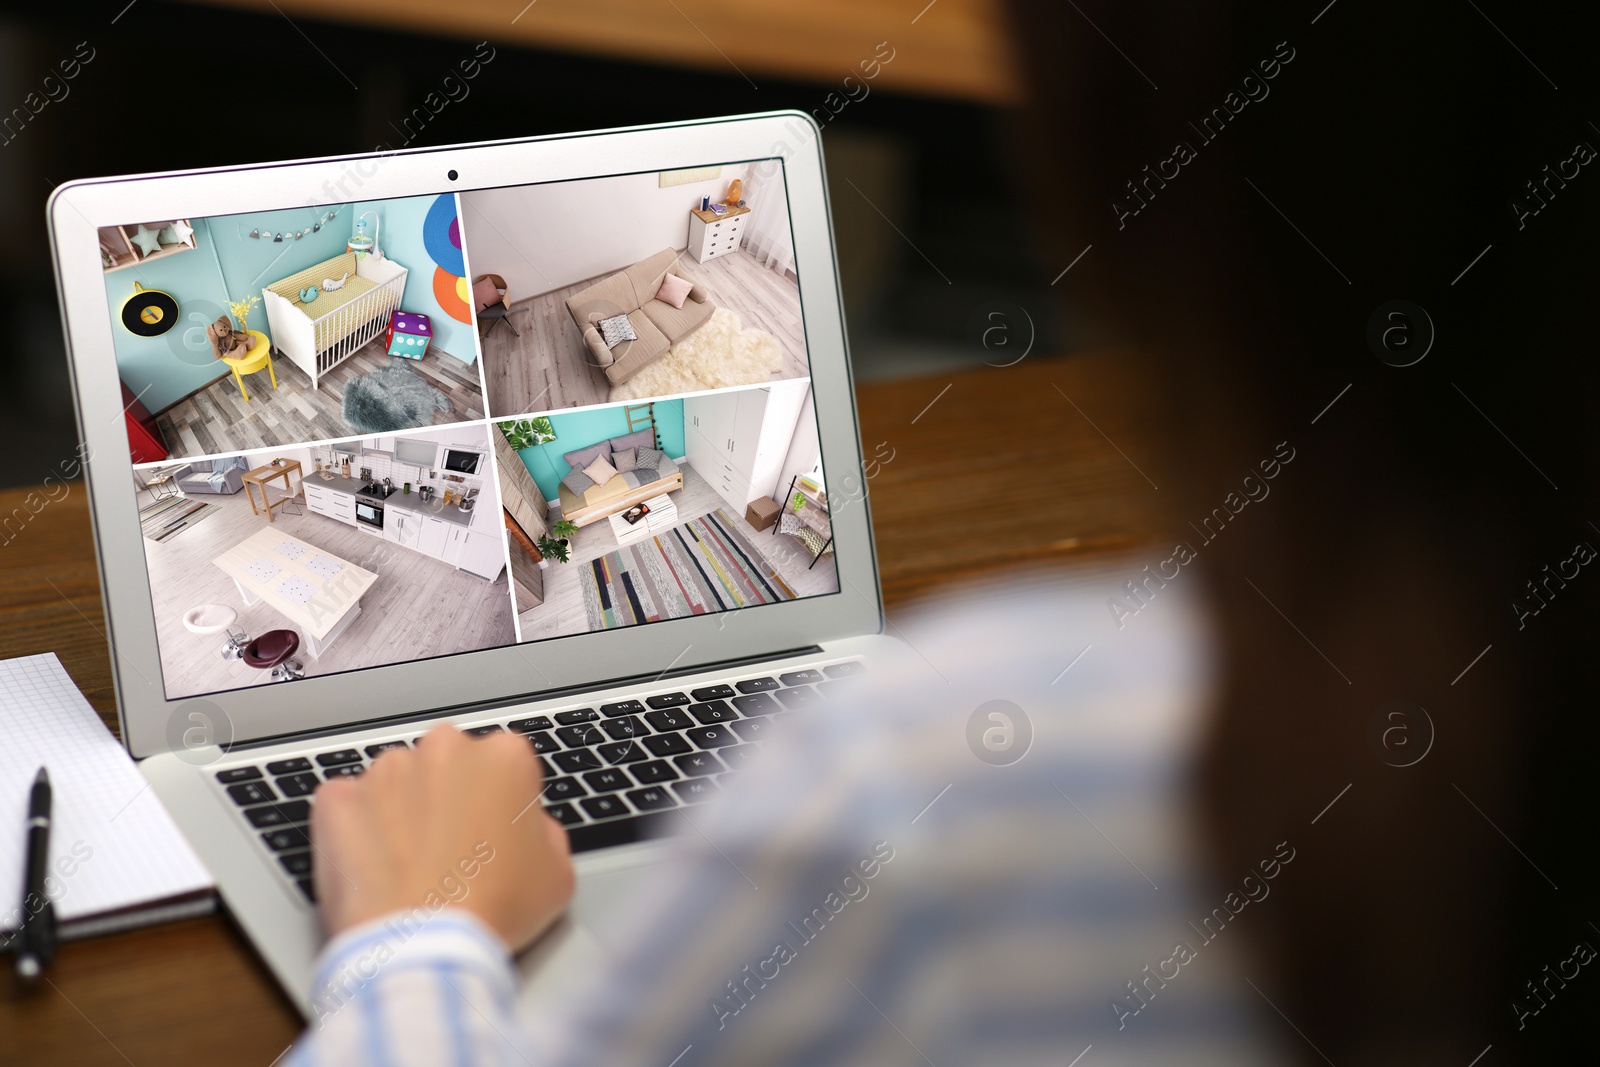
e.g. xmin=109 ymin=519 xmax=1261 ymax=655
xmin=684 ymin=381 xmax=809 ymax=514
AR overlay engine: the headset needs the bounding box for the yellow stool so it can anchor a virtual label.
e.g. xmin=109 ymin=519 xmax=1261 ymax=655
xmin=221 ymin=330 xmax=276 ymax=401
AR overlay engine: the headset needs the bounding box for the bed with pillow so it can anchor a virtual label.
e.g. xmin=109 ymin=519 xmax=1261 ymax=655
xmin=555 ymin=428 xmax=684 ymax=527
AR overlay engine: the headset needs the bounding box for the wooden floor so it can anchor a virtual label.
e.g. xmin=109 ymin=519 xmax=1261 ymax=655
xmin=154 ymin=340 xmax=486 ymax=460
xmin=142 ymin=486 xmax=516 ymax=699
xmin=482 ymin=249 xmax=809 ymax=417
xmin=516 ymin=460 xmax=838 ymax=640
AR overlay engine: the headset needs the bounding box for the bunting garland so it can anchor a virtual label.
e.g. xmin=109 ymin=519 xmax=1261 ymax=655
xmin=237 ymin=207 xmax=343 ymax=243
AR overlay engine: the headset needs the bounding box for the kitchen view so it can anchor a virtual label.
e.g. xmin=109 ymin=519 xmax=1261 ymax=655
xmin=134 ymin=423 xmax=517 ymax=699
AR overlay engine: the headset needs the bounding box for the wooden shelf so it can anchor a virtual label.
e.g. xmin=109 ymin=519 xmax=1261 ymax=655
xmin=100 ymin=222 xmax=196 ymax=273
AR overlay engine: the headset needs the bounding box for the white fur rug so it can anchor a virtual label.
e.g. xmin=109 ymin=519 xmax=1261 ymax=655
xmin=610 ymin=307 xmax=780 ymax=401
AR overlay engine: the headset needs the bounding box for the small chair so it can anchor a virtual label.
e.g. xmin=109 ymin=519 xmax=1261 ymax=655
xmin=474 ymin=274 xmax=519 ymax=339
xmin=242 ymin=630 xmax=305 ymax=681
xmin=182 ymin=604 xmax=250 ymax=661
xmin=220 ymin=329 xmax=277 ymax=401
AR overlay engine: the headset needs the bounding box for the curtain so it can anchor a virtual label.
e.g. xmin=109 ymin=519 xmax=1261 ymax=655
xmin=741 ymin=167 xmax=795 ymax=277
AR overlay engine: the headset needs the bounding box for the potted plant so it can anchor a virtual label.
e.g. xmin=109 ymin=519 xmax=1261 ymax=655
xmin=535 ymin=519 xmax=579 ymax=566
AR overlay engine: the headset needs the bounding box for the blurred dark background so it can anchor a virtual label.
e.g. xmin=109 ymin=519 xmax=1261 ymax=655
xmin=0 ymin=0 xmax=1067 ymax=489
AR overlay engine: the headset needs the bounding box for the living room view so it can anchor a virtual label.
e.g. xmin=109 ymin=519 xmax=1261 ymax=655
xmin=133 ymin=423 xmax=515 ymax=700
xmin=492 ymin=382 xmax=835 ymax=642
xmin=459 ymin=162 xmax=809 ymax=416
xmin=112 ymin=193 xmax=487 ymax=464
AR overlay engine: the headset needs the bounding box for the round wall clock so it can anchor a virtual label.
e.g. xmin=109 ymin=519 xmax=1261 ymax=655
xmin=120 ymin=282 xmax=179 ymax=336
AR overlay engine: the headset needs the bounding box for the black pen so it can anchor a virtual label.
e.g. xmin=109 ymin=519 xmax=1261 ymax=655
xmin=15 ymin=766 xmax=55 ymax=982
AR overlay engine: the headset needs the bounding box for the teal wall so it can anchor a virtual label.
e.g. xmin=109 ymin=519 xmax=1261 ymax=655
xmin=354 ymin=196 xmax=477 ymax=363
xmin=110 ymin=195 xmax=478 ymax=414
xmin=512 ymin=400 xmax=686 ymax=500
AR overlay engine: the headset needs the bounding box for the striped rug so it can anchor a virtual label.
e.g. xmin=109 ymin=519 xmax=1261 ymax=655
xmin=580 ymin=509 xmax=797 ymax=631
xmin=140 ymin=495 xmax=215 ymax=543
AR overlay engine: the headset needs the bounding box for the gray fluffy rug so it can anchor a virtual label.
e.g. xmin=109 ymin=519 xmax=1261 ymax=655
xmin=341 ymin=361 xmax=451 ymax=433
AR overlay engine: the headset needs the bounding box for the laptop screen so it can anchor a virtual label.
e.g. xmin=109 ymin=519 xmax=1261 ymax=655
xmin=105 ymin=158 xmax=840 ymax=701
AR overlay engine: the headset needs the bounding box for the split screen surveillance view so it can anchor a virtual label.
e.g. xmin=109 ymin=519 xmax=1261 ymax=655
xmin=108 ymin=161 xmax=840 ymax=699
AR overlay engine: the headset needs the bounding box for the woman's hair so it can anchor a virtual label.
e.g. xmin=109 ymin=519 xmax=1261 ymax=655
xmin=1007 ymin=1 xmax=1600 ymax=1059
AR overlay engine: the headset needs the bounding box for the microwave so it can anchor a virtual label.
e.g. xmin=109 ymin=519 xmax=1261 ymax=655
xmin=442 ymin=447 xmax=482 ymax=475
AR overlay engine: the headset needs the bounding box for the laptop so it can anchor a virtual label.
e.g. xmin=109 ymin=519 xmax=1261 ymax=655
xmin=46 ymin=111 xmax=894 ymax=1016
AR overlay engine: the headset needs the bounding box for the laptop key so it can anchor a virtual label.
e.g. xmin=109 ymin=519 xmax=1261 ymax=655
xmin=579 ymin=795 xmax=628 ymax=820
xmin=690 ymin=684 xmax=736 ymax=701
xmin=644 ymin=708 xmax=694 ymax=732
xmin=729 ymin=718 xmax=771 ymax=743
xmin=541 ymin=777 xmax=586 ymax=801
xmin=673 ymin=751 xmax=725 ymax=777
xmin=721 ymin=744 xmax=763 ymax=770
xmin=365 ymin=741 xmax=408 ymax=758
xmin=599 ymin=700 xmax=645 ymax=718
xmin=582 ymin=768 xmax=632 ymax=793
xmin=732 ymin=693 xmax=780 ymax=717
xmin=278 ymin=850 xmax=314 ymax=876
xmin=551 ymin=709 xmax=598 ymax=726
xmin=627 ymin=787 xmax=677 ymax=812
xmin=686 ymin=725 xmax=738 ymax=749
xmin=296 ymin=878 xmax=317 ymax=903
xmin=508 ymin=715 xmax=556 ymax=732
xmin=646 ymin=692 xmax=691 ymax=708
xmin=736 ymin=677 xmax=780 ymax=693
xmin=245 ymin=800 xmax=310 ymax=828
xmin=641 ymin=733 xmax=693 ymax=757
xmin=216 ymin=766 xmax=262 ymax=784
xmin=688 ymin=700 xmax=739 ymax=725
xmin=552 ymin=749 xmax=603 ymax=774
xmin=265 ymin=757 xmax=313 ymax=775
xmin=525 ymin=731 xmax=560 ymax=755
xmin=276 ymin=772 xmax=320 ymax=797
xmin=556 ymin=725 xmax=605 ymax=748
xmin=598 ymin=741 xmax=648 ymax=764
xmin=226 ymin=781 xmax=276 ymax=806
xmin=261 ymin=826 xmax=310 ymax=851
xmin=465 ymin=724 xmax=504 ymax=737
xmin=631 ymin=759 xmax=679 ymax=784
xmin=779 ymin=669 xmax=825 ymax=686
xmin=672 ymin=778 xmax=720 ymax=805
xmin=775 ymin=685 xmax=820 ymax=709
xmin=601 ymin=715 xmax=648 ymax=740
xmin=544 ymin=802 xmax=584 ymax=826
xmin=324 ymin=764 xmax=364 ymax=780
xmin=824 ymin=661 xmax=865 ymax=678
xmin=315 ymin=749 xmax=362 ymax=767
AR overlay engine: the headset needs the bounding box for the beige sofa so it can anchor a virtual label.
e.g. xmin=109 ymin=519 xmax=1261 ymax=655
xmin=565 ymin=249 xmax=715 ymax=385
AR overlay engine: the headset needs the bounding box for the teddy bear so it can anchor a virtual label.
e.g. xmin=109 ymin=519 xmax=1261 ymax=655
xmin=205 ymin=316 xmax=253 ymax=361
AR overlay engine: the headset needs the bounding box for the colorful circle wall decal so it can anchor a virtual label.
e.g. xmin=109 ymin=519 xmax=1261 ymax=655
xmin=423 ymin=195 xmax=470 ymax=324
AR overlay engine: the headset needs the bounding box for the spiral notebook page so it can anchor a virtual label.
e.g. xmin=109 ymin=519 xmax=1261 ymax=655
xmin=0 ymin=654 xmax=213 ymax=936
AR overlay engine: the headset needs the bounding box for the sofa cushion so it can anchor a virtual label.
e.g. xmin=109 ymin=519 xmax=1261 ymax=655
xmin=636 ymin=446 xmax=667 ymax=471
xmin=560 ymin=468 xmax=595 ymax=495
xmin=565 ymin=272 xmax=637 ymax=326
xmin=597 ymin=313 xmax=637 ymax=349
xmin=603 ymin=314 xmax=671 ymax=383
xmin=655 ymin=272 xmax=694 ymax=309
xmin=609 ymin=429 xmax=656 ymax=455
xmin=621 ymin=249 xmax=680 ymax=306
xmin=640 ymin=294 xmax=715 ymax=344
xmin=583 ymin=454 xmax=619 ymax=485
xmin=582 ymin=325 xmax=613 ymax=367
xmin=563 ymin=442 xmax=610 ymax=472
xmin=612 ymin=447 xmax=637 ymax=473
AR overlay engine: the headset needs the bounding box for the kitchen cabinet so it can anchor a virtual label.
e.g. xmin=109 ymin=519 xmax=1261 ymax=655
xmin=364 ymin=435 xmax=396 ymax=455
xmin=458 ymin=531 xmax=506 ymax=581
xmin=684 ymin=382 xmax=807 ymax=513
xmin=442 ymin=525 xmax=466 ymax=566
xmin=303 ymin=483 xmax=355 ymax=526
xmin=387 ymin=510 xmax=421 ymax=548
xmin=419 ymin=515 xmax=449 ymax=558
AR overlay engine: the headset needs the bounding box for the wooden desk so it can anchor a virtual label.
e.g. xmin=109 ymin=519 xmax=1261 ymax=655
xmin=241 ymin=462 xmax=302 ymax=524
xmin=0 ymin=354 xmax=1163 ymax=1065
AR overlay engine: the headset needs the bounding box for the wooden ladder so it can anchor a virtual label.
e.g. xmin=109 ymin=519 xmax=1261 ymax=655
xmin=624 ymin=403 xmax=658 ymax=449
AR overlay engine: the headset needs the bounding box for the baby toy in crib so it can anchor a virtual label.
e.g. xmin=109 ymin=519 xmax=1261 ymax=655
xmin=322 ymin=272 xmax=350 ymax=292
xmin=299 ymin=286 xmax=320 ymax=303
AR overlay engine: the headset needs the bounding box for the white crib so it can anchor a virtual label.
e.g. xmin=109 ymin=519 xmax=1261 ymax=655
xmin=261 ymin=250 xmax=408 ymax=390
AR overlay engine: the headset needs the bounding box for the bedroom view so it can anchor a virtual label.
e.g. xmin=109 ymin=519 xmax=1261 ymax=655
xmin=458 ymin=161 xmax=809 ymax=417
xmin=108 ymin=193 xmax=487 ymax=464
xmin=133 ymin=423 xmax=515 ymax=700
xmin=492 ymin=383 xmax=836 ymax=642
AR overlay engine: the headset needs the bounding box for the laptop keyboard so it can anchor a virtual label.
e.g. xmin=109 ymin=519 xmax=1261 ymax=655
xmin=214 ymin=661 xmax=866 ymax=905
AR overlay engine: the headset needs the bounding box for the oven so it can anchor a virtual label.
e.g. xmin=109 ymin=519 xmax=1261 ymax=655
xmin=442 ymin=447 xmax=481 ymax=475
xmin=355 ymin=498 xmax=384 ymax=530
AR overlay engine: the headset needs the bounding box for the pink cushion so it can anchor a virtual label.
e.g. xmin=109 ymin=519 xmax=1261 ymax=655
xmin=584 ymin=454 xmax=619 ymax=485
xmin=472 ymin=277 xmax=503 ymax=312
xmin=655 ymin=272 xmax=694 ymax=310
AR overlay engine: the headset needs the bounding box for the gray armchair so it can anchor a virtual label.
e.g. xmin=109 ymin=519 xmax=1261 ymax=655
xmin=177 ymin=457 xmax=248 ymax=496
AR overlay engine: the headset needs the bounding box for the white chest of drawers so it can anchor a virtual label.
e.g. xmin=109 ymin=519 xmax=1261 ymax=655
xmin=687 ymin=204 xmax=749 ymax=263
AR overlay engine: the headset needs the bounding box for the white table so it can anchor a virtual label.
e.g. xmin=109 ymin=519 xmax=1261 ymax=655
xmin=211 ymin=527 xmax=378 ymax=658
xmin=608 ymin=508 xmax=656 ymax=547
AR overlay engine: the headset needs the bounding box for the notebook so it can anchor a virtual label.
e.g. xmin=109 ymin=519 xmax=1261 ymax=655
xmin=0 ymin=654 xmax=214 ymax=944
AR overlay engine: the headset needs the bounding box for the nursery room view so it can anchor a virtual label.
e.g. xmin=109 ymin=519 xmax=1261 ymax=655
xmin=459 ymin=160 xmax=809 ymax=416
xmin=133 ymin=422 xmax=515 ymax=700
xmin=108 ymin=193 xmax=487 ymax=463
xmin=492 ymin=382 xmax=836 ymax=641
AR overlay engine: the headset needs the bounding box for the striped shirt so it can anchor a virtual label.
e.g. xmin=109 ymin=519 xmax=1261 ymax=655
xmin=290 ymin=575 xmax=1288 ymax=1065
